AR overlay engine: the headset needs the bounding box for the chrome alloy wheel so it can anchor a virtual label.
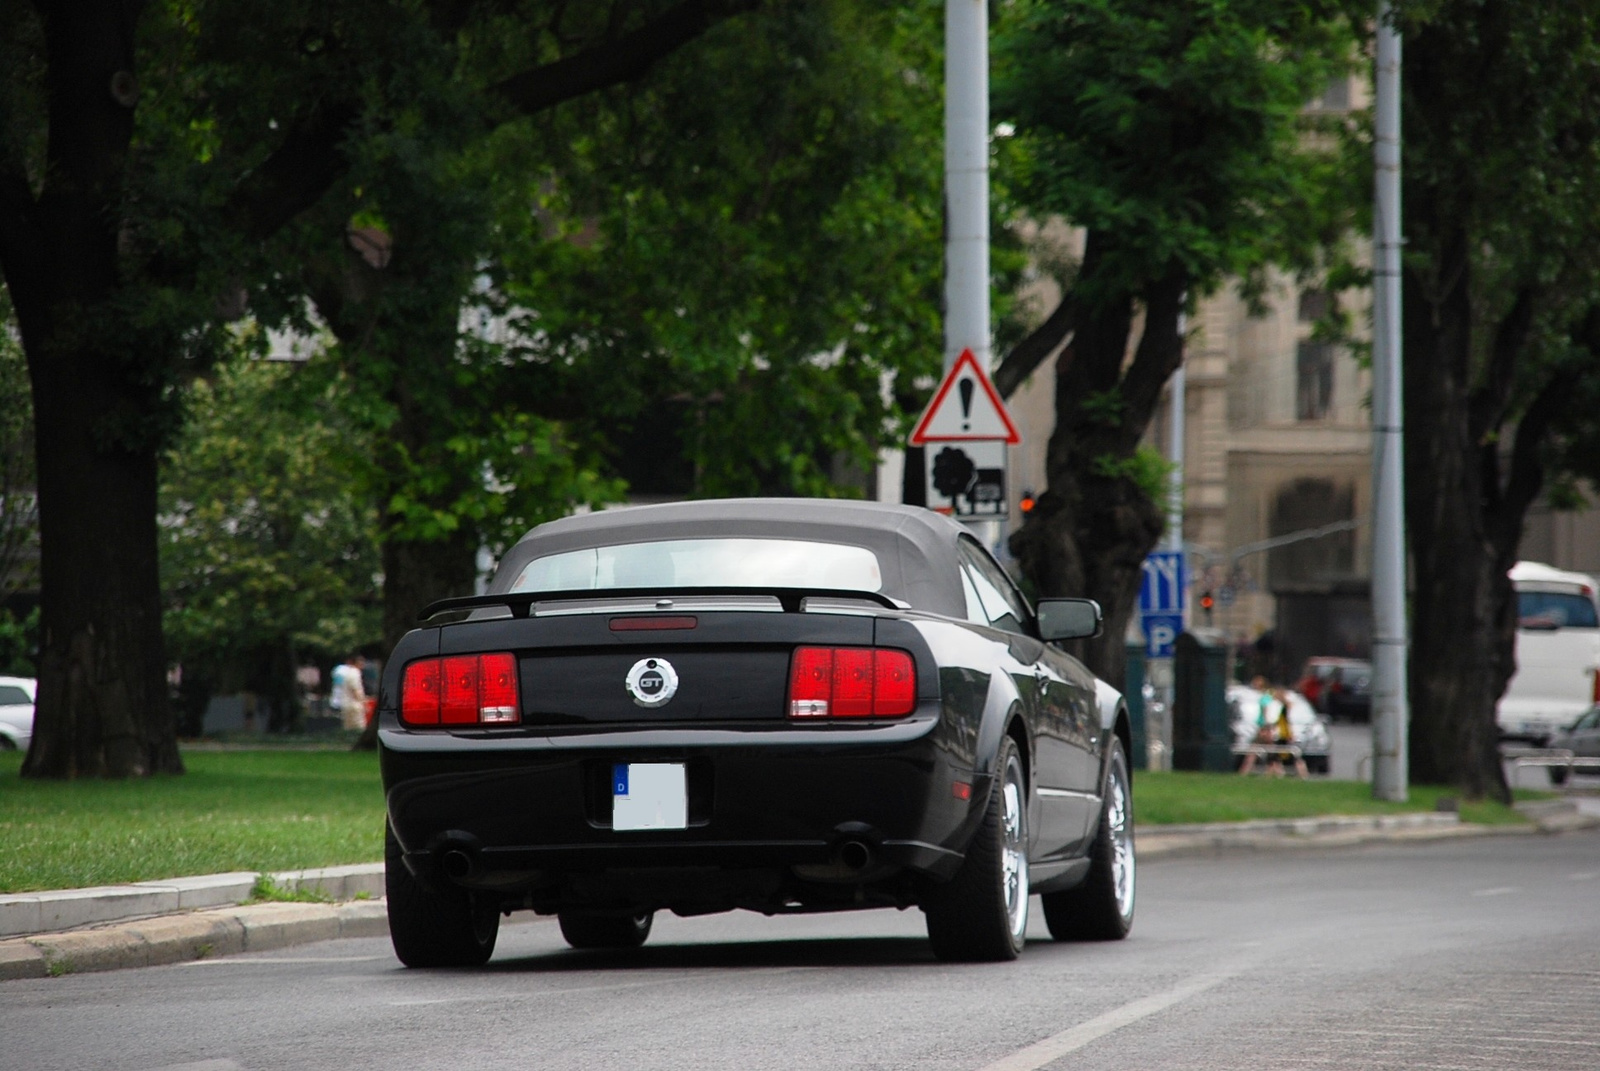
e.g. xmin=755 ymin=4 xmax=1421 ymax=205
xmin=1001 ymin=764 xmax=1029 ymax=940
xmin=1106 ymin=758 xmax=1135 ymax=920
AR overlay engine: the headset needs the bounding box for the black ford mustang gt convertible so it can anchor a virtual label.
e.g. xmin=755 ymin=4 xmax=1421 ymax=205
xmin=379 ymin=498 xmax=1135 ymax=966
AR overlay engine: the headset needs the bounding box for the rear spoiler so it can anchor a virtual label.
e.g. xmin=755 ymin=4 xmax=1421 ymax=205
xmin=419 ymin=586 xmax=901 ymax=621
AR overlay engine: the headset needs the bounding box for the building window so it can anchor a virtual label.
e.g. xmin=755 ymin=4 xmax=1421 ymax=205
xmin=1297 ymin=289 xmax=1330 ymax=323
xmin=1296 ymin=341 xmax=1333 ymax=421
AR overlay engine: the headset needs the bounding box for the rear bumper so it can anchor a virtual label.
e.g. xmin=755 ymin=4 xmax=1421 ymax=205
xmin=380 ymin=721 xmax=984 ymax=910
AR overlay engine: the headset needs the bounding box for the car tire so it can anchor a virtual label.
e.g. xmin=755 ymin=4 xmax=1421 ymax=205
xmin=558 ymin=911 xmax=655 ymax=950
xmin=1306 ymin=755 xmax=1330 ymax=775
xmin=385 ymin=821 xmax=500 ymax=968
xmin=1042 ymin=738 xmax=1135 ymax=942
xmin=924 ymin=735 xmax=1029 ymax=962
xmin=1549 ymin=765 xmax=1570 ymax=786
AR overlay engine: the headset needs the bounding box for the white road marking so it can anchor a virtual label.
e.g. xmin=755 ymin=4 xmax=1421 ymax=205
xmin=144 ymin=1061 xmax=245 ymax=1071
xmin=388 ymin=973 xmax=749 ymax=1006
xmin=973 ymin=960 xmax=1255 ymax=1071
xmin=182 ymin=956 xmax=388 ymax=966
xmin=1471 ymin=886 xmax=1517 ymax=897
xmin=1569 ymin=871 xmax=1597 ymax=881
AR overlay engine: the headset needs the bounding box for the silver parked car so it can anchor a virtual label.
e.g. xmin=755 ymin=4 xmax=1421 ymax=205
xmin=0 ymin=676 xmax=35 ymax=753
xmin=1548 ymin=706 xmax=1600 ymax=785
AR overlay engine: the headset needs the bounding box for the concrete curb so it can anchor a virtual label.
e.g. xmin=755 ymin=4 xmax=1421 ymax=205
xmin=0 ymin=864 xmax=383 ymax=939
xmin=0 ymin=899 xmax=388 ymax=981
xmin=3 ymin=806 xmax=1594 ymax=982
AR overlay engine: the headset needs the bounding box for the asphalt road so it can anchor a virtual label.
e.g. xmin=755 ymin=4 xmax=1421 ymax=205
xmin=5 ymin=830 xmax=1597 ymax=1071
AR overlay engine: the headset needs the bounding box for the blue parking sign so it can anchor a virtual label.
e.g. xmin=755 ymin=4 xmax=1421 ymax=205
xmin=1139 ymin=551 xmax=1186 ymax=615
xmin=1143 ymin=613 xmax=1183 ymax=659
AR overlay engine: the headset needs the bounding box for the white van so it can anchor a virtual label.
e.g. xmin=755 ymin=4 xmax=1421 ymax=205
xmin=1497 ymin=561 xmax=1600 ymax=744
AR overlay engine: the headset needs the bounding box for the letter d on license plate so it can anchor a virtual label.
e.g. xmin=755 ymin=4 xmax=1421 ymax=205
xmin=612 ymin=762 xmax=687 ymax=831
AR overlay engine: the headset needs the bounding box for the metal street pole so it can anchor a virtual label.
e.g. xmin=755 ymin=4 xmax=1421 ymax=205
xmin=945 ymin=0 xmax=989 ymax=375
xmin=1371 ymin=1 xmax=1409 ymax=801
xmin=943 ymin=0 xmax=1005 ymax=549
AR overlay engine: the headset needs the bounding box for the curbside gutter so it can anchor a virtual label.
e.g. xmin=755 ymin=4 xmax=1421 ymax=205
xmin=3 ymin=803 xmax=1595 ymax=982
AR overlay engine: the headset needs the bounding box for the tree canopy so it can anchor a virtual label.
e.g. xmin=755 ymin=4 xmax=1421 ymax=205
xmin=1 ymin=0 xmax=948 ymax=773
xmin=992 ymin=0 xmax=1361 ymax=682
xmin=1393 ymin=0 xmax=1600 ymax=799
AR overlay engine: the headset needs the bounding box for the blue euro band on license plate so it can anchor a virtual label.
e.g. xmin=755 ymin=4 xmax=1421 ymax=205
xmin=612 ymin=763 xmax=688 ymax=831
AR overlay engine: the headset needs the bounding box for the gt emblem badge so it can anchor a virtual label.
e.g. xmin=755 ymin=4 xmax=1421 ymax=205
xmin=625 ymin=657 xmax=679 ymax=708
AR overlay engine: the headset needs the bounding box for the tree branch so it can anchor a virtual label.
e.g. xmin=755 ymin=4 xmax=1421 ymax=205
xmin=490 ymin=0 xmax=759 ymax=117
xmin=993 ymin=294 xmax=1075 ymax=400
xmin=227 ymin=0 xmax=759 ymax=248
xmin=228 ymin=98 xmax=361 ymax=243
xmin=1115 ymin=267 xmax=1188 ymax=447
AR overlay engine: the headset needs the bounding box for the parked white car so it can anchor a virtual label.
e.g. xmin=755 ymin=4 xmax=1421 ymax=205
xmin=1498 ymin=562 xmax=1600 ymax=745
xmin=0 ymin=676 xmax=35 ymax=753
xmin=1226 ymin=683 xmax=1332 ymax=774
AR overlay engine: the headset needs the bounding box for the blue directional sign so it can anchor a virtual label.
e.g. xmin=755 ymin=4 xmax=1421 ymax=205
xmin=1139 ymin=551 xmax=1187 ymax=615
xmin=1143 ymin=613 xmax=1183 ymax=660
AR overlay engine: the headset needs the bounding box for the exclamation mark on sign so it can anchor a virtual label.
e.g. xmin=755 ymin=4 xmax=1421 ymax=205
xmin=959 ymin=378 xmax=974 ymax=432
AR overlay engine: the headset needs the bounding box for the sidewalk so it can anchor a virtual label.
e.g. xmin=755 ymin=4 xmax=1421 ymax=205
xmin=3 ymin=801 xmax=1595 ymax=982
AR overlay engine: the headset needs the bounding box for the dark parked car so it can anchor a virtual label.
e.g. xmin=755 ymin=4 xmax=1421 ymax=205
xmin=1294 ymin=657 xmax=1372 ymax=721
xmin=379 ymin=499 xmax=1135 ymax=966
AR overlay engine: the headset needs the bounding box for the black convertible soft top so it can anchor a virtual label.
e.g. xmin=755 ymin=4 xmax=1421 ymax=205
xmin=490 ymin=498 xmax=971 ymax=618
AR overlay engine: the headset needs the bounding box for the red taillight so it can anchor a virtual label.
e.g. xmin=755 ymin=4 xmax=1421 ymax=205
xmin=787 ymin=647 xmax=916 ymax=719
xmin=789 ymin=647 xmax=833 ymax=717
xmin=401 ymin=660 xmax=442 ymax=725
xmin=873 ymin=649 xmax=916 ymax=716
xmin=1593 ymin=667 xmax=1599 ymax=705
xmin=401 ymin=653 xmax=520 ymax=728
xmin=478 ymin=653 xmax=518 ymax=723
xmin=832 ymin=649 xmax=874 ymax=717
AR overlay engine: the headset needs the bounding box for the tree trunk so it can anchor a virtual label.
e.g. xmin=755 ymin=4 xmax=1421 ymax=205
xmin=1010 ymin=241 xmax=1186 ymax=689
xmin=1402 ymin=229 xmax=1513 ymax=801
xmin=23 ymin=376 xmax=178 ymax=777
xmin=3 ymin=1 xmax=180 ymax=778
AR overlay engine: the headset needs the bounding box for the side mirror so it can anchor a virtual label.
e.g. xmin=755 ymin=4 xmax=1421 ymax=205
xmin=1037 ymin=597 xmax=1103 ymax=641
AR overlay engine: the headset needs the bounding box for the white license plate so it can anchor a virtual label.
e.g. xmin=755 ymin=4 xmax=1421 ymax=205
xmin=612 ymin=762 xmax=688 ymax=831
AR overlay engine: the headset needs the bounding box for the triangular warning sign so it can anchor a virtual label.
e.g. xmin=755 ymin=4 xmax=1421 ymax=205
xmin=909 ymin=349 xmax=1021 ymax=444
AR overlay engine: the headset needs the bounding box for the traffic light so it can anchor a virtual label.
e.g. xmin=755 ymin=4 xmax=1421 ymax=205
xmin=1019 ymin=488 xmax=1037 ymax=515
xmin=1199 ymin=589 xmax=1215 ymax=623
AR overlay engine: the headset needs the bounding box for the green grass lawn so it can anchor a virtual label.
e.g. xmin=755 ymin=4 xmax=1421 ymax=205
xmin=0 ymin=749 xmax=1537 ymax=895
xmin=1133 ymin=769 xmax=1537 ymax=827
xmin=0 ymin=748 xmax=385 ymax=893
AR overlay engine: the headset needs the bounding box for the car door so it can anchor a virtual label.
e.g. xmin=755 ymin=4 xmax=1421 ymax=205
xmin=1570 ymin=707 xmax=1600 ymax=762
xmin=957 ymin=539 xmax=1099 ymax=860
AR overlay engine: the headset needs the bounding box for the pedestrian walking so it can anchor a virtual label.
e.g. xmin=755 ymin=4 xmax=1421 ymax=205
xmin=330 ymin=654 xmax=368 ymax=731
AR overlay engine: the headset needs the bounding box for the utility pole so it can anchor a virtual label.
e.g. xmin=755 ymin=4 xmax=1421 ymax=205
xmin=1371 ymin=1 xmax=1409 ymax=801
xmin=945 ymin=0 xmax=989 ymax=375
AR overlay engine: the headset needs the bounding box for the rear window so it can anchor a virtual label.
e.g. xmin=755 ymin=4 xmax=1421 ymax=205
xmin=1518 ymin=591 xmax=1599 ymax=629
xmin=509 ymin=538 xmax=884 ymax=594
xmin=0 ymin=685 xmax=30 ymax=706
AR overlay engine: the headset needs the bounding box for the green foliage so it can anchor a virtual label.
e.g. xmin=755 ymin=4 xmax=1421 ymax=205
xmin=160 ymin=354 xmax=382 ymax=698
xmin=508 ymin=1 xmax=945 ymax=498
xmin=995 ymin=0 xmax=1361 ymax=308
xmin=1090 ymin=444 xmax=1178 ymax=504
xmin=0 ymin=293 xmax=37 ymax=603
xmin=0 ymin=607 xmax=38 ymax=677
